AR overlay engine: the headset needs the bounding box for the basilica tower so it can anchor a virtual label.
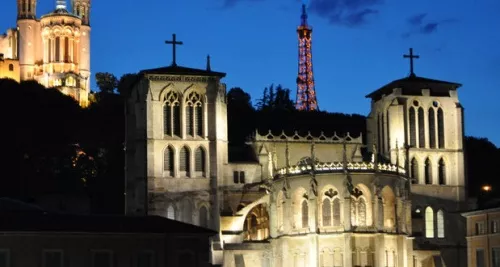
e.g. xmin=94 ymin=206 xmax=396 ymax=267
xmin=72 ymin=0 xmax=91 ymax=95
xmin=17 ymin=0 xmax=39 ymax=80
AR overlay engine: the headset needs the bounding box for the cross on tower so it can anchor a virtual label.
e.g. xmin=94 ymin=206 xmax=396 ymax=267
xmin=165 ymin=34 xmax=183 ymax=67
xmin=403 ymin=48 xmax=420 ymax=77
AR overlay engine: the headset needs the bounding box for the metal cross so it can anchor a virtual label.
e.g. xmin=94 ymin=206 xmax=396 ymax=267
xmin=165 ymin=34 xmax=183 ymax=67
xmin=403 ymin=48 xmax=420 ymax=76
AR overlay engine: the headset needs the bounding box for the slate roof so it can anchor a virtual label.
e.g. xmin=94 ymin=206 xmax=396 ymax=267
xmin=140 ymin=65 xmax=226 ymax=78
xmin=366 ymin=74 xmax=462 ymax=101
xmin=0 ymin=198 xmax=216 ymax=235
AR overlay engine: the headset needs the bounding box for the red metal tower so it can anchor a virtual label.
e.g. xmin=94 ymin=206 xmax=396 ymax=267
xmin=295 ymin=4 xmax=318 ymax=111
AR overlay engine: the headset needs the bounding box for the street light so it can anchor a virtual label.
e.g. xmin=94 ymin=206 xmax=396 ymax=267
xmin=482 ymin=185 xmax=492 ymax=192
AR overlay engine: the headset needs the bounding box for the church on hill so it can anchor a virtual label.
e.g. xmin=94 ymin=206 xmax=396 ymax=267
xmin=125 ymin=30 xmax=469 ymax=266
xmin=0 ymin=0 xmax=91 ymax=107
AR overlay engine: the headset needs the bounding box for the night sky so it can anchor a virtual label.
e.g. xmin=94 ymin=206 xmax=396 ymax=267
xmin=1 ymin=0 xmax=499 ymax=145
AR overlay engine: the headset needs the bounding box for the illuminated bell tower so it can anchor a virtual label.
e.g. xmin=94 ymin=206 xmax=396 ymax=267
xmin=295 ymin=4 xmax=319 ymax=111
xmin=17 ymin=0 xmax=38 ymax=80
xmin=72 ymin=0 xmax=91 ymax=102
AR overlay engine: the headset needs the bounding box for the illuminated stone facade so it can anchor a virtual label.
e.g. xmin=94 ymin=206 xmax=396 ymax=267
xmin=0 ymin=0 xmax=91 ymax=107
xmin=125 ymin=61 xmax=468 ymax=266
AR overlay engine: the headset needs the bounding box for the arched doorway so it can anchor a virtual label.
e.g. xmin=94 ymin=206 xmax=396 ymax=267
xmin=243 ymin=204 xmax=270 ymax=241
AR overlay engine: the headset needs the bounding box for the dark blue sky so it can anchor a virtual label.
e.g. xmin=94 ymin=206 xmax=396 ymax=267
xmin=1 ymin=0 xmax=499 ymax=146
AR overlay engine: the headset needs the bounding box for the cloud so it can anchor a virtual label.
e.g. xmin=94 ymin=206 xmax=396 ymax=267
xmin=403 ymin=13 xmax=456 ymax=37
xmin=308 ymin=0 xmax=383 ymax=26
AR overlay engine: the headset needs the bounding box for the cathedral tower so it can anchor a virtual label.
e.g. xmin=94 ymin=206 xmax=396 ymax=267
xmin=295 ymin=4 xmax=318 ymax=111
xmin=366 ymin=48 xmax=467 ymax=267
xmin=125 ymin=38 xmax=227 ymax=233
xmin=17 ymin=0 xmax=38 ymax=80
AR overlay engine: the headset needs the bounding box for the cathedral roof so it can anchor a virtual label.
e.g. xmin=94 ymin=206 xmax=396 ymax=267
xmin=41 ymin=8 xmax=80 ymax=19
xmin=365 ymin=74 xmax=462 ymax=101
xmin=140 ymin=65 xmax=226 ymax=78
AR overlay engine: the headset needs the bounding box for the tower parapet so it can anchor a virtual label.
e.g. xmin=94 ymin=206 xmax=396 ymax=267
xmin=72 ymin=0 xmax=91 ymax=26
xmin=17 ymin=0 xmax=37 ymax=20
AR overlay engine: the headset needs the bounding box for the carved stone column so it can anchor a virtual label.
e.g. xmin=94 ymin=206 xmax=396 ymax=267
xmin=344 ymin=233 xmax=352 ymax=267
xmin=269 ymin=200 xmax=278 ymax=238
xmin=344 ymin=197 xmax=352 ymax=231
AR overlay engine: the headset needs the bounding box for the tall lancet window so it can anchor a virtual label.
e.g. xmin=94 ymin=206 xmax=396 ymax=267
xmin=358 ymin=198 xmax=367 ymax=226
xmin=411 ymin=158 xmax=418 ymax=184
xmin=409 ymin=105 xmax=417 ymax=147
xmin=163 ymin=146 xmax=174 ymax=177
xmin=199 ymin=206 xmax=208 ymax=228
xmin=163 ymin=91 xmax=181 ymax=137
xmin=322 ymin=198 xmax=331 ymax=226
xmin=185 ymin=92 xmax=203 ymax=137
xmin=179 ymin=146 xmax=190 ymax=177
xmin=418 ymin=107 xmax=425 ymax=148
xmin=333 ymin=198 xmax=341 ymax=226
xmin=425 ymin=207 xmax=434 ymax=238
xmin=194 ymin=147 xmax=206 ymax=177
xmin=437 ymin=108 xmax=445 ymax=148
xmin=438 ymin=158 xmax=446 ymax=185
xmin=301 ymin=199 xmax=308 ymax=229
xmin=437 ymin=209 xmax=445 ymax=238
xmin=166 ymin=204 xmax=175 ymax=220
xmin=379 ymin=113 xmax=385 ymax=153
xmin=429 ymin=108 xmax=436 ymax=148
xmin=425 ymin=158 xmax=432 ymax=184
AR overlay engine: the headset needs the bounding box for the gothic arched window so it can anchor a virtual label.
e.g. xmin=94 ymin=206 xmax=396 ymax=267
xmin=199 ymin=206 xmax=208 ymax=228
xmin=185 ymin=92 xmax=203 ymax=137
xmin=358 ymin=198 xmax=367 ymax=226
xmin=411 ymin=157 xmax=418 ymax=184
xmin=163 ymin=146 xmax=174 ymax=176
xmin=428 ymin=108 xmax=436 ymax=148
xmin=437 ymin=209 xmax=445 ymax=238
xmin=379 ymin=113 xmax=385 ymax=153
xmin=64 ymin=37 xmax=69 ymax=62
xmin=194 ymin=147 xmax=206 ymax=177
xmin=333 ymin=198 xmax=341 ymax=226
xmin=418 ymin=107 xmax=425 ymax=148
xmin=438 ymin=158 xmax=446 ymax=185
xmin=163 ymin=91 xmax=180 ymax=136
xmin=437 ymin=108 xmax=445 ymax=148
xmin=166 ymin=204 xmax=175 ymax=220
xmin=425 ymin=207 xmax=434 ymax=238
xmin=322 ymin=198 xmax=331 ymax=227
xmin=425 ymin=158 xmax=432 ymax=184
xmin=180 ymin=146 xmax=190 ymax=177
xmin=182 ymin=199 xmax=193 ymax=223
xmin=409 ymin=107 xmax=416 ymax=147
xmin=301 ymin=199 xmax=308 ymax=229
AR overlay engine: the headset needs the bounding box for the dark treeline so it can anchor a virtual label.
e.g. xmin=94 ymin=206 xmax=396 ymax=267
xmin=0 ymin=74 xmax=128 ymax=214
xmin=0 ymin=77 xmax=498 ymax=214
xmin=227 ymin=84 xmax=367 ymax=146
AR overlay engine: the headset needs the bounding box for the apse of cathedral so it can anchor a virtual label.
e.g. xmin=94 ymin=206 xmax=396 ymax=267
xmin=0 ymin=0 xmax=91 ymax=107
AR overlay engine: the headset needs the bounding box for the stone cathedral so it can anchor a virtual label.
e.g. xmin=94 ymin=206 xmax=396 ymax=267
xmin=125 ymin=44 xmax=468 ymax=266
xmin=0 ymin=0 xmax=91 ymax=107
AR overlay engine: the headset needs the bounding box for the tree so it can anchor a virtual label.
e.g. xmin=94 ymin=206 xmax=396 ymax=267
xmin=95 ymin=72 xmax=118 ymax=94
xmin=117 ymin=73 xmax=140 ymax=96
xmin=227 ymin=87 xmax=255 ymax=145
